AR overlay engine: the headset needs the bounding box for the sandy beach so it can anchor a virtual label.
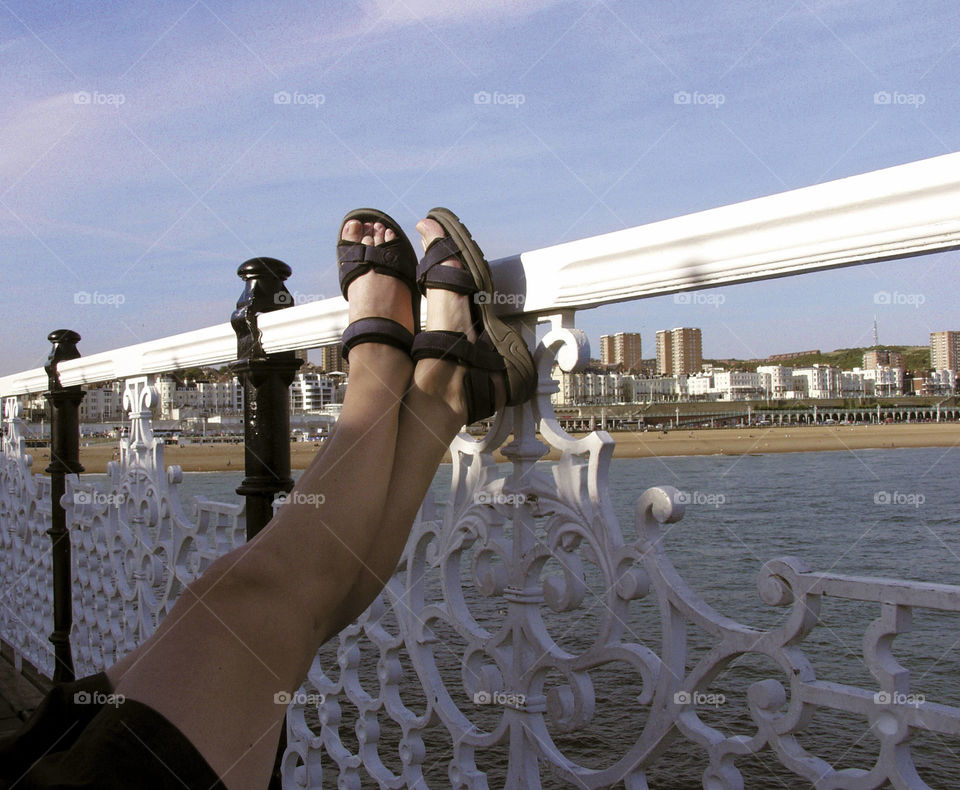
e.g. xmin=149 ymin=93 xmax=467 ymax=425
xmin=21 ymin=423 xmax=958 ymax=474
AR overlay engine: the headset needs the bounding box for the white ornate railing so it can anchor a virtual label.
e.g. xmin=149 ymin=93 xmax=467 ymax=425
xmin=1 ymin=381 xmax=245 ymax=679
xmin=1 ymin=151 xmax=959 ymax=787
xmin=279 ymin=324 xmax=960 ymax=789
xmin=0 ymin=397 xmax=54 ymax=677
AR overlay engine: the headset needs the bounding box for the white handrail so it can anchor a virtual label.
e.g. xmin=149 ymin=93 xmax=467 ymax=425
xmin=3 ymin=150 xmax=960 ymax=397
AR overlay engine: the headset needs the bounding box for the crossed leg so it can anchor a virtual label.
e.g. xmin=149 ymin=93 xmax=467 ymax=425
xmin=105 ymin=217 xmax=490 ymax=789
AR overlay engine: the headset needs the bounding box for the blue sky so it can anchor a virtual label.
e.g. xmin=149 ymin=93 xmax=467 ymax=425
xmin=1 ymin=0 xmax=958 ymax=374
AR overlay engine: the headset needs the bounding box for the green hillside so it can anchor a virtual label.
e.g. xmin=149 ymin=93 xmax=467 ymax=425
xmin=705 ymin=346 xmax=930 ymax=372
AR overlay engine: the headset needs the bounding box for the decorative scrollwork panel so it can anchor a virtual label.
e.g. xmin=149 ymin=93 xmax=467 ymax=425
xmin=283 ymin=319 xmax=960 ymax=790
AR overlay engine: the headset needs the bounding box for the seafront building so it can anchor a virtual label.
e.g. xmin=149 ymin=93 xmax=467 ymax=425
xmin=551 ymin=357 xmax=950 ymax=406
xmin=78 ymin=381 xmax=124 ymax=423
xmin=930 ymin=330 xmax=960 ymax=371
xmin=656 ymin=327 xmax=702 ymax=376
xmin=756 ymin=365 xmax=794 ymax=398
xmin=600 ymin=332 xmax=643 ymax=372
xmin=790 ymin=365 xmax=843 ymax=399
xmin=320 ymin=342 xmax=349 ymax=374
xmin=32 ymin=369 xmax=345 ymax=426
xmin=289 ymin=372 xmax=337 ymax=412
xmin=863 ymin=349 xmax=904 ymax=370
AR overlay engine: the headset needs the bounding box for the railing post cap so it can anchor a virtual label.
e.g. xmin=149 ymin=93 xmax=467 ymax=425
xmin=47 ymin=329 xmax=82 ymax=346
xmin=45 ymin=330 xmax=82 ymax=386
xmin=236 ymin=258 xmax=292 ymax=281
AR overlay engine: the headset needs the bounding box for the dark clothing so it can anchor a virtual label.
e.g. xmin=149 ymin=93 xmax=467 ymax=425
xmin=0 ymin=672 xmax=224 ymax=788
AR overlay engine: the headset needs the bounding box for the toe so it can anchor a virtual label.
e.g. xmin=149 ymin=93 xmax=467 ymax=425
xmin=341 ymin=218 xmax=362 ymax=243
xmin=416 ymin=218 xmax=460 ymax=267
xmin=373 ymin=221 xmax=386 ymax=246
xmin=361 ymin=221 xmax=375 ymax=246
xmin=415 ymin=218 xmax=445 ymax=251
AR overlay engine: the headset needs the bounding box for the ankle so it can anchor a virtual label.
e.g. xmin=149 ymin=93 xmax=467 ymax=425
xmin=413 ymin=358 xmax=468 ymax=420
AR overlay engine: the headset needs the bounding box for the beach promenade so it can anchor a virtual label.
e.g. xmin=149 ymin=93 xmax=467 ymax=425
xmin=21 ymin=422 xmax=960 ymax=473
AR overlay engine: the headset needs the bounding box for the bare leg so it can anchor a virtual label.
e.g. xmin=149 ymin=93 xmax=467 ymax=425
xmin=108 ymin=219 xmax=417 ymax=789
xmin=331 ymin=218 xmax=506 ymax=627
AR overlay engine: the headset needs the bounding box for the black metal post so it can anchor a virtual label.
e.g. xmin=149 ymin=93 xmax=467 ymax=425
xmin=229 ymin=259 xmax=303 ymax=790
xmin=43 ymin=329 xmax=84 ymax=684
xmin=229 ymin=258 xmax=303 ymax=540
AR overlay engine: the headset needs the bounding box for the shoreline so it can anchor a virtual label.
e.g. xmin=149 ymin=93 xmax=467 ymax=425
xmin=18 ymin=423 xmax=956 ymax=473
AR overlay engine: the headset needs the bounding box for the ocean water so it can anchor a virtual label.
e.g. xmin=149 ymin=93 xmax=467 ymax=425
xmin=89 ymin=447 xmax=960 ymax=787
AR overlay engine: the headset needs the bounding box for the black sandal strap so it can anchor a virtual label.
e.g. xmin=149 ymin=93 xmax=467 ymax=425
xmin=411 ymin=331 xmax=505 ymax=371
xmin=463 ymin=364 xmax=496 ymax=424
xmin=341 ymin=317 xmax=413 ymax=360
xmin=411 ymin=330 xmax=505 ymax=424
xmin=416 ymin=237 xmax=477 ymax=296
xmin=410 ymin=330 xmax=470 ymax=363
xmin=338 ymin=239 xmax=417 ymax=300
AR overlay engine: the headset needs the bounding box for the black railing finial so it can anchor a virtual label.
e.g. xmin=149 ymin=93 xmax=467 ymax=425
xmin=231 ymin=258 xmax=295 ymax=361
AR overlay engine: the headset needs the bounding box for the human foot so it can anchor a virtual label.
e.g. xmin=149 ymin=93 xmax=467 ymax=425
xmin=412 ymin=208 xmax=535 ymax=422
xmin=415 ymin=217 xmax=477 ymax=341
xmin=337 ymin=209 xmax=419 ymax=358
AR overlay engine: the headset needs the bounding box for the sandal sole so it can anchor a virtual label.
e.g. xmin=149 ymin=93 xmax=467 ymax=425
xmin=426 ymin=207 xmax=536 ymax=407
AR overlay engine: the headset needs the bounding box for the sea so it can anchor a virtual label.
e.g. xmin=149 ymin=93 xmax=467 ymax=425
xmin=90 ymin=447 xmax=960 ymax=788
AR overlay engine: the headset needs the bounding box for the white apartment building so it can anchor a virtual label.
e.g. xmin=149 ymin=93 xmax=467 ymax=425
xmin=78 ymin=382 xmax=124 ymax=422
xmin=551 ymin=362 xmax=917 ymax=407
xmin=156 ymin=376 xmax=243 ymax=418
xmin=156 ymin=376 xmax=200 ymax=416
xmin=790 ymin=365 xmax=842 ymax=399
xmin=624 ymin=375 xmax=682 ymax=402
xmin=290 ymin=372 xmax=337 ymax=413
xmin=921 ymin=369 xmax=957 ymax=395
xmin=841 ymin=369 xmax=875 ymax=398
xmin=197 ymin=380 xmax=244 ymax=414
xmin=756 ymin=366 xmax=794 ymax=398
xmin=685 ymin=371 xmax=764 ymax=400
xmin=551 ymin=369 xmax=642 ymax=405
xmin=868 ymin=366 xmax=903 ymax=397
xmin=712 ymin=371 xmax=765 ymax=400
xmin=686 ymin=374 xmax=715 ymax=399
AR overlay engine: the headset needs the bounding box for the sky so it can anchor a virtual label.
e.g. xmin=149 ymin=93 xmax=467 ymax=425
xmin=1 ymin=0 xmax=959 ymax=375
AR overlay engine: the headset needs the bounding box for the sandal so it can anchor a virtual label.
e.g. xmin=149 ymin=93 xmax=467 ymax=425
xmin=337 ymin=208 xmax=420 ymax=359
xmin=412 ymin=207 xmax=536 ymax=424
